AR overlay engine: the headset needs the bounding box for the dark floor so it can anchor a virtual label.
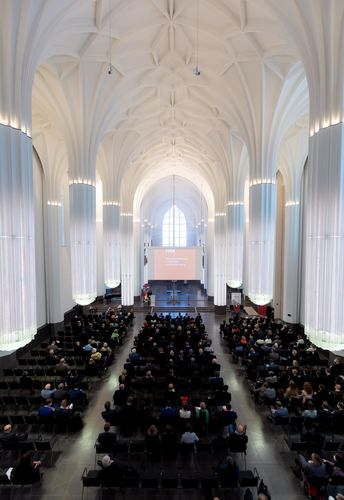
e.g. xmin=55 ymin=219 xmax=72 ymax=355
xmin=1 ymin=291 xmax=305 ymax=499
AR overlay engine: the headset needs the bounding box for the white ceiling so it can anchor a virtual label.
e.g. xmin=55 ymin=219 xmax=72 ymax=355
xmin=28 ymin=0 xmax=313 ymax=219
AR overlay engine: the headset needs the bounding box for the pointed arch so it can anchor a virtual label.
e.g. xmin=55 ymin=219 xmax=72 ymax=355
xmin=162 ymin=205 xmax=187 ymax=247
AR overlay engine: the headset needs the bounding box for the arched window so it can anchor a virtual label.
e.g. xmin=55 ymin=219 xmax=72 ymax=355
xmin=162 ymin=205 xmax=187 ymax=246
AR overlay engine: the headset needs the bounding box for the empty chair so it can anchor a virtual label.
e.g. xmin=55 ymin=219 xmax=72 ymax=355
xmin=2 ymin=396 xmax=17 ymax=411
xmin=212 ymin=438 xmax=228 ymax=454
xmin=200 ymin=474 xmax=219 ymax=489
xmin=10 ymin=415 xmax=26 ymax=426
xmin=238 ymin=469 xmax=259 ymax=491
xmin=18 ymin=441 xmax=35 ymax=454
xmin=161 ymin=471 xmax=179 ymax=488
xmin=0 ymin=416 xmax=10 ymax=426
xmin=129 ymin=440 xmax=146 ymax=458
xmin=322 ymin=440 xmax=341 ymax=452
xmin=113 ymin=441 xmax=129 ymax=459
xmin=0 ymin=381 xmax=8 ymax=391
xmin=35 ymin=440 xmax=54 ymax=466
xmin=141 ymin=471 xmax=160 ymax=488
xmin=180 ymin=472 xmax=199 ymax=488
xmin=284 ymin=439 xmax=307 ymax=452
xmin=15 ymin=396 xmax=30 ymax=411
xmin=196 ymin=440 xmax=212 ymax=454
xmin=81 ymin=468 xmax=101 ymax=500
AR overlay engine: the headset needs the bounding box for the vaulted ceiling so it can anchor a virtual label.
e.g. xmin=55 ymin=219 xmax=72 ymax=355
xmin=30 ymin=0 xmax=310 ymax=218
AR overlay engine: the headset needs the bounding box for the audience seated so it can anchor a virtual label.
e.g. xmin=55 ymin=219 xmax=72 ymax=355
xmin=180 ymin=423 xmax=199 ymax=444
xmin=97 ymin=423 xmax=117 ymax=449
xmin=10 ymin=452 xmax=41 ymax=484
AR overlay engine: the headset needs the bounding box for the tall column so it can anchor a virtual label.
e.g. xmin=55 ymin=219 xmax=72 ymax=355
xmin=0 ymin=124 xmax=36 ymax=350
xmin=226 ymin=202 xmax=244 ymax=288
xmin=247 ymin=181 xmax=276 ymax=305
xmin=120 ymin=213 xmax=134 ymax=306
xmin=214 ymin=213 xmax=227 ymax=313
xmin=279 ymin=128 xmax=307 ymax=324
xmin=103 ymin=202 xmax=121 ymax=288
xmin=45 ymin=196 xmax=63 ymax=323
xmin=305 ymin=124 xmax=344 ymax=349
xmin=69 ymin=181 xmax=97 ymax=305
xmin=133 ymin=218 xmax=142 ymax=298
xmin=282 ymin=202 xmax=300 ymax=322
xmin=207 ymin=219 xmax=214 ymax=298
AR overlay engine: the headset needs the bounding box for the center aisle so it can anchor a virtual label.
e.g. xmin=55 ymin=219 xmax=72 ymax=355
xmin=19 ymin=312 xmax=304 ymax=499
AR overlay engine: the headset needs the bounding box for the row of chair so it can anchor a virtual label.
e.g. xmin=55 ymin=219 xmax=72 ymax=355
xmin=0 ymin=440 xmax=54 ymax=465
xmin=81 ymin=466 xmax=260 ymax=499
xmin=285 ymin=438 xmax=344 ymax=454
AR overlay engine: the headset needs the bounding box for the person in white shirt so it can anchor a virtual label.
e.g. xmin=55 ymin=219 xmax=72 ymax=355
xmin=180 ymin=424 xmax=199 ymax=444
xmin=179 ymin=404 xmax=191 ymax=419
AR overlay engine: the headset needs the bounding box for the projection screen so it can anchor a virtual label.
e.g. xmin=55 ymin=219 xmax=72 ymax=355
xmin=147 ymin=247 xmax=202 ymax=280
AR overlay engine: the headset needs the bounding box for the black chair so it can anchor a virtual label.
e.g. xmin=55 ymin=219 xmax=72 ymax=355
xmin=18 ymin=441 xmax=35 ymax=455
xmin=284 ymin=439 xmax=307 ymax=452
xmin=10 ymin=415 xmax=26 ymax=426
xmin=141 ymin=471 xmax=160 ymax=488
xmin=161 ymin=472 xmax=179 ymax=488
xmin=212 ymin=438 xmax=228 ymax=455
xmin=238 ymin=468 xmax=259 ymax=491
xmin=180 ymin=472 xmax=199 ymax=488
xmin=35 ymin=440 xmax=54 ymax=466
xmin=322 ymin=440 xmax=341 ymax=452
xmin=113 ymin=441 xmax=129 ymax=459
xmin=81 ymin=468 xmax=100 ymax=500
xmin=129 ymin=440 xmax=145 ymax=455
xmin=200 ymin=474 xmax=219 ymax=489
xmin=0 ymin=416 xmax=10 ymax=426
xmin=24 ymin=415 xmax=40 ymax=434
xmin=180 ymin=442 xmax=196 ymax=455
xmin=196 ymin=440 xmax=212 ymax=453
xmin=288 ymin=416 xmax=304 ymax=439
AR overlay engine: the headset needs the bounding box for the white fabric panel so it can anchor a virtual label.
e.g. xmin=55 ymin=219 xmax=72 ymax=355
xmin=0 ymin=124 xmax=36 ymax=351
xmin=69 ymin=183 xmax=97 ymax=305
xmin=305 ymin=124 xmax=344 ymax=350
xmin=226 ymin=204 xmax=244 ymax=288
xmin=248 ymin=182 xmax=276 ymax=305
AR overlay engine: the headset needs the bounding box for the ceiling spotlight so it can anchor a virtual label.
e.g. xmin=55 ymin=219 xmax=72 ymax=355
xmin=108 ymin=63 xmax=115 ymax=75
xmin=193 ymin=66 xmax=201 ymax=76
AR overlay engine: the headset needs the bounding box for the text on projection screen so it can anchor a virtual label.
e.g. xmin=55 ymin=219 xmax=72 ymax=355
xmin=147 ymin=247 xmax=202 ymax=280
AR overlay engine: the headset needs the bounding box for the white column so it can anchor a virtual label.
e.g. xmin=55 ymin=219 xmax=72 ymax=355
xmin=96 ymin=180 xmax=104 ymax=297
xmin=120 ymin=214 xmax=134 ymax=305
xmin=45 ymin=200 xmax=63 ymax=323
xmin=207 ymin=219 xmax=214 ymax=296
xmin=226 ymin=202 xmax=244 ymax=288
xmin=69 ymin=182 xmax=97 ymax=305
xmin=0 ymin=124 xmax=36 ymax=350
xmin=103 ymin=203 xmax=121 ymax=288
xmin=305 ymin=123 xmax=344 ymax=350
xmin=133 ymin=219 xmax=141 ymax=297
xmin=282 ymin=202 xmax=300 ymax=323
xmin=248 ymin=181 xmax=276 ymax=305
xmin=214 ymin=214 xmax=227 ymax=306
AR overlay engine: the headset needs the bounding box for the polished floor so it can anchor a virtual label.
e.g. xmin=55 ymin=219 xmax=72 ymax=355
xmin=2 ymin=311 xmax=305 ymax=500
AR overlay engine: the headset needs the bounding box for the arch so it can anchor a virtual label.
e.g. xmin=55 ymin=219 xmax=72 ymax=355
xmin=162 ymin=205 xmax=187 ymax=247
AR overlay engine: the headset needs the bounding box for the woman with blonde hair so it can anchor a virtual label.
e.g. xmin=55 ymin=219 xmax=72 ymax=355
xmin=284 ymin=380 xmax=300 ymax=401
xmin=301 ymin=382 xmax=314 ymax=404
